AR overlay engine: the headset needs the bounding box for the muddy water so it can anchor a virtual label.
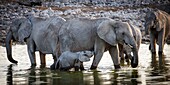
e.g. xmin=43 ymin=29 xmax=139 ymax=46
xmin=0 ymin=44 xmax=170 ymax=85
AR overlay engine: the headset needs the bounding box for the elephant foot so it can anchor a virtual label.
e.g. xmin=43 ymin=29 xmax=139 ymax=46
xmin=60 ymin=67 xmax=71 ymax=71
xmin=90 ymin=66 xmax=97 ymax=70
xmin=74 ymin=66 xmax=80 ymax=71
xmin=80 ymin=66 xmax=85 ymax=71
xmin=31 ymin=64 xmax=36 ymax=68
xmin=50 ymin=63 xmax=55 ymax=70
xmin=114 ymin=65 xmax=121 ymax=69
xmin=151 ymin=52 xmax=156 ymax=55
xmin=80 ymin=63 xmax=85 ymax=71
xmin=158 ymin=51 xmax=163 ymax=55
xmin=40 ymin=63 xmax=46 ymax=68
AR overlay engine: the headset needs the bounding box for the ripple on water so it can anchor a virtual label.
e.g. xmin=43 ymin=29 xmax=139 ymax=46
xmin=0 ymin=44 xmax=170 ymax=85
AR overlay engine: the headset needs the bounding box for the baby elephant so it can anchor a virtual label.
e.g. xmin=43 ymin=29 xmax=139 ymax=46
xmin=55 ymin=51 xmax=94 ymax=71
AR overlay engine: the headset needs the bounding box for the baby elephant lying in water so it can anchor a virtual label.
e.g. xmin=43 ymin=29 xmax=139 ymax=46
xmin=55 ymin=51 xmax=94 ymax=71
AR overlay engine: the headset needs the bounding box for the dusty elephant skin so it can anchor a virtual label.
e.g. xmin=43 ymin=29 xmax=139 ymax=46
xmin=119 ymin=23 xmax=142 ymax=63
xmin=54 ymin=17 xmax=139 ymax=69
xmin=145 ymin=9 xmax=170 ymax=55
xmin=54 ymin=51 xmax=94 ymax=71
xmin=5 ymin=16 xmax=66 ymax=67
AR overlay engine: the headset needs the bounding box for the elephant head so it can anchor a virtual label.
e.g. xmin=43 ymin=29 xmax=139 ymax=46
xmin=97 ymin=20 xmax=138 ymax=68
xmin=145 ymin=10 xmax=166 ymax=34
xmin=5 ymin=18 xmax=32 ymax=64
xmin=78 ymin=51 xmax=94 ymax=62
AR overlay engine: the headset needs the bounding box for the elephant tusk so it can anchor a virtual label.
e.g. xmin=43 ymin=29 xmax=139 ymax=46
xmin=124 ymin=40 xmax=133 ymax=49
xmin=127 ymin=44 xmax=133 ymax=49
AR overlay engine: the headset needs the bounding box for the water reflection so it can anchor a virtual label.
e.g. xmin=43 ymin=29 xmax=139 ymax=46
xmin=147 ymin=53 xmax=170 ymax=84
xmin=131 ymin=70 xmax=138 ymax=85
xmin=52 ymin=71 xmax=85 ymax=85
xmin=93 ymin=71 xmax=101 ymax=85
xmin=150 ymin=53 xmax=167 ymax=73
xmin=28 ymin=68 xmax=36 ymax=84
xmin=6 ymin=64 xmax=13 ymax=85
xmin=28 ymin=68 xmax=50 ymax=84
xmin=6 ymin=68 xmax=144 ymax=85
xmin=0 ymin=44 xmax=170 ymax=84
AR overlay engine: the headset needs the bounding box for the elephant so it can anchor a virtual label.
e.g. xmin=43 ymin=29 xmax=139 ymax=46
xmin=55 ymin=51 xmax=94 ymax=71
xmin=118 ymin=23 xmax=142 ymax=63
xmin=5 ymin=15 xmax=66 ymax=67
xmin=54 ymin=17 xmax=139 ymax=70
xmin=145 ymin=9 xmax=170 ymax=54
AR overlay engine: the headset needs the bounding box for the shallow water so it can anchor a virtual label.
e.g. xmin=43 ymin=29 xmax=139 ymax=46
xmin=0 ymin=44 xmax=170 ymax=85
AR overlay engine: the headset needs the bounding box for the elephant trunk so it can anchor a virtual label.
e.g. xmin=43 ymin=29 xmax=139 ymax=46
xmin=145 ymin=27 xmax=149 ymax=35
xmin=144 ymin=23 xmax=149 ymax=35
xmin=124 ymin=35 xmax=138 ymax=68
xmin=5 ymin=31 xmax=18 ymax=64
xmin=129 ymin=38 xmax=138 ymax=68
xmin=131 ymin=45 xmax=138 ymax=68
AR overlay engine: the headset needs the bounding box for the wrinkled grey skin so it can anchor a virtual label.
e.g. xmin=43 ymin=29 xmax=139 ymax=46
xmin=119 ymin=24 xmax=142 ymax=62
xmin=145 ymin=9 xmax=170 ymax=54
xmin=5 ymin=16 xmax=66 ymax=67
xmin=55 ymin=51 xmax=94 ymax=71
xmin=56 ymin=17 xmax=138 ymax=69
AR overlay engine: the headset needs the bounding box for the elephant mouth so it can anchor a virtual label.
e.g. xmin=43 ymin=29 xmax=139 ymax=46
xmin=127 ymin=44 xmax=133 ymax=49
xmin=124 ymin=40 xmax=133 ymax=49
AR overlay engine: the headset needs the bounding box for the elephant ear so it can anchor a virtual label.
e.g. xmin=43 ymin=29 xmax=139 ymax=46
xmin=97 ymin=20 xmax=117 ymax=46
xmin=154 ymin=10 xmax=165 ymax=31
xmin=18 ymin=19 xmax=32 ymax=43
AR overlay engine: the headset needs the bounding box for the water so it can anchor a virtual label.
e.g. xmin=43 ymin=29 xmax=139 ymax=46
xmin=0 ymin=44 xmax=170 ymax=85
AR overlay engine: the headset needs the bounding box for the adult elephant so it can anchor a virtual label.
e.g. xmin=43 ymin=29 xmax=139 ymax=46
xmin=119 ymin=23 xmax=142 ymax=62
xmin=56 ymin=17 xmax=139 ymax=69
xmin=145 ymin=9 xmax=170 ymax=54
xmin=5 ymin=16 xmax=66 ymax=67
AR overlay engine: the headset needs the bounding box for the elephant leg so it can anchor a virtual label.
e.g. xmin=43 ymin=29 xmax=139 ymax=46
xmin=149 ymin=44 xmax=151 ymax=50
xmin=52 ymin=55 xmax=57 ymax=62
xmin=50 ymin=55 xmax=57 ymax=70
xmin=90 ymin=38 xmax=105 ymax=70
xmin=50 ymin=50 xmax=61 ymax=70
xmin=80 ymin=62 xmax=85 ymax=70
xmin=118 ymin=44 xmax=124 ymax=60
xmin=124 ymin=51 xmax=130 ymax=64
xmin=27 ymin=40 xmax=36 ymax=67
xmin=50 ymin=51 xmax=61 ymax=70
xmin=39 ymin=51 xmax=46 ymax=68
xmin=150 ymin=32 xmax=156 ymax=54
xmin=109 ymin=45 xmax=121 ymax=69
xmin=74 ymin=61 xmax=81 ymax=71
xmin=158 ymin=29 xmax=165 ymax=55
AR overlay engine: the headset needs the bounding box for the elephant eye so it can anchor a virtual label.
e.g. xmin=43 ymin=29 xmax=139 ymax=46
xmin=122 ymin=32 xmax=125 ymax=36
xmin=84 ymin=54 xmax=88 ymax=56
